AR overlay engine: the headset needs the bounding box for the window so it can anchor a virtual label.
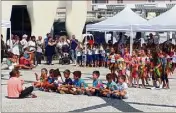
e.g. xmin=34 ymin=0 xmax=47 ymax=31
xmin=92 ymin=0 xmax=108 ymax=4
xmin=117 ymin=0 xmax=123 ymax=3
xmin=148 ymin=0 xmax=155 ymax=2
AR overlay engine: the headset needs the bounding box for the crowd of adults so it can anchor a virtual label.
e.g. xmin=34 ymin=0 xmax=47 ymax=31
xmin=1 ymin=33 xmax=80 ymax=70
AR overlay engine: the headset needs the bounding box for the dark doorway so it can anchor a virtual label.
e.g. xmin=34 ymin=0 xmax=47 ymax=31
xmin=10 ymin=5 xmax=31 ymax=39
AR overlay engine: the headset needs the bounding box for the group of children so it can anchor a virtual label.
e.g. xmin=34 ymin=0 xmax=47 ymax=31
xmin=76 ymin=44 xmax=110 ymax=67
xmin=107 ymin=45 xmax=176 ymax=89
xmin=33 ymin=68 xmax=128 ymax=99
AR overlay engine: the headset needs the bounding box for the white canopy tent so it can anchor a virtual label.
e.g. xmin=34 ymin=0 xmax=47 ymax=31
xmin=1 ymin=20 xmax=12 ymax=46
xmin=86 ymin=7 xmax=149 ymax=58
xmin=140 ymin=6 xmax=176 ymax=32
xmin=86 ymin=7 xmax=148 ymax=32
xmin=1 ymin=20 xmax=11 ymax=28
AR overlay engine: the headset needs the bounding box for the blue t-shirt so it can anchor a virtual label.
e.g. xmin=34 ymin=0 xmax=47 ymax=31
xmin=23 ymin=53 xmax=29 ymax=59
xmin=44 ymin=38 xmax=48 ymax=47
xmin=106 ymin=81 xmax=118 ymax=91
xmin=70 ymin=40 xmax=77 ymax=50
xmin=73 ymin=78 xmax=86 ymax=88
xmin=63 ymin=78 xmax=73 ymax=85
xmin=47 ymin=77 xmax=54 ymax=84
xmin=93 ymin=79 xmax=104 ymax=89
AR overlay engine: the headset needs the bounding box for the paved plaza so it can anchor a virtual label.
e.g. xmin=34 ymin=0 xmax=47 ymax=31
xmin=1 ymin=61 xmax=176 ymax=112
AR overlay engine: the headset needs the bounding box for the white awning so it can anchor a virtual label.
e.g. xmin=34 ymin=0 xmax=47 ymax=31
xmin=1 ymin=20 xmax=11 ymax=28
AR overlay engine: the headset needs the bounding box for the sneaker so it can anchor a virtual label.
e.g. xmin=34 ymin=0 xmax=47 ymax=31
xmin=159 ymin=85 xmax=163 ymax=89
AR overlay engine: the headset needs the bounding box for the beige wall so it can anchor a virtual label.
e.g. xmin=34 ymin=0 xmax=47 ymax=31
xmin=2 ymin=1 xmax=87 ymax=42
xmin=66 ymin=1 xmax=87 ymax=41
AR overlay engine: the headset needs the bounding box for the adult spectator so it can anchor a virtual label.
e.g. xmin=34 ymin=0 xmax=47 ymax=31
xmin=11 ymin=35 xmax=20 ymax=57
xmin=44 ymin=33 xmax=51 ymax=48
xmin=28 ymin=36 xmax=36 ymax=65
xmin=70 ymin=35 xmax=78 ymax=64
xmin=45 ymin=37 xmax=56 ymax=65
xmin=56 ymin=37 xmax=62 ymax=59
xmin=36 ymin=36 xmax=43 ymax=66
xmin=44 ymin=33 xmax=51 ymax=63
xmin=6 ymin=34 xmax=14 ymax=51
xmin=1 ymin=34 xmax=5 ymax=63
xmin=20 ymin=34 xmax=28 ymax=52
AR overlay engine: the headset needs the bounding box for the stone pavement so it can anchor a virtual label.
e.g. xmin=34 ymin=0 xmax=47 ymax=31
xmin=1 ymin=61 xmax=176 ymax=112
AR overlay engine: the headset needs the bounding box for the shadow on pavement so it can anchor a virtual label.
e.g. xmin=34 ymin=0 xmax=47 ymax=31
xmin=69 ymin=97 xmax=142 ymax=112
xmin=127 ymin=102 xmax=176 ymax=108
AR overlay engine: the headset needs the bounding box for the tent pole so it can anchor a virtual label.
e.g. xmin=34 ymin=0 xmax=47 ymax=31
xmin=85 ymin=29 xmax=88 ymax=67
xmin=130 ymin=25 xmax=133 ymax=56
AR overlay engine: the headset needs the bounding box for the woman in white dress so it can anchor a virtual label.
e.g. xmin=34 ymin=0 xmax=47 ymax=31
xmin=11 ymin=36 xmax=20 ymax=56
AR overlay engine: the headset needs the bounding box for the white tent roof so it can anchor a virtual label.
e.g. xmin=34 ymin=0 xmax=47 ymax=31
xmin=1 ymin=20 xmax=11 ymax=28
xmin=86 ymin=7 xmax=148 ymax=32
xmin=142 ymin=6 xmax=176 ymax=32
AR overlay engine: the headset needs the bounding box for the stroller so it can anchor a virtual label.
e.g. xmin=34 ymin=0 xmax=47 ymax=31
xmin=59 ymin=45 xmax=70 ymax=65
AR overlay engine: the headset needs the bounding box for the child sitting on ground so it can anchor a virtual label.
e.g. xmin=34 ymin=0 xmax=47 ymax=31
xmin=53 ymin=69 xmax=63 ymax=88
xmin=69 ymin=71 xmax=87 ymax=95
xmin=85 ymin=71 xmax=104 ymax=96
xmin=100 ymin=73 xmax=118 ymax=97
xmin=111 ymin=75 xmax=128 ymax=99
xmin=57 ymin=69 xmax=73 ymax=94
xmin=42 ymin=69 xmax=55 ymax=91
xmin=33 ymin=68 xmax=48 ymax=88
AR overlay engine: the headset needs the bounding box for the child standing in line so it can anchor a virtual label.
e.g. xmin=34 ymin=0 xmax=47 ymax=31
xmin=111 ymin=75 xmax=128 ymax=99
xmin=57 ymin=69 xmax=73 ymax=94
xmin=76 ymin=44 xmax=83 ymax=66
xmin=100 ymin=73 xmax=118 ymax=97
xmin=94 ymin=45 xmax=100 ymax=67
xmin=85 ymin=71 xmax=104 ymax=96
xmin=86 ymin=45 xmax=93 ymax=67
xmin=100 ymin=44 xmax=106 ymax=67
xmin=69 ymin=71 xmax=87 ymax=95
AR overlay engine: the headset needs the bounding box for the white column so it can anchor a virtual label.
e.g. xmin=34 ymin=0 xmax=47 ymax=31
xmin=66 ymin=1 xmax=87 ymax=41
xmin=2 ymin=1 xmax=13 ymax=42
xmin=28 ymin=1 xmax=59 ymax=38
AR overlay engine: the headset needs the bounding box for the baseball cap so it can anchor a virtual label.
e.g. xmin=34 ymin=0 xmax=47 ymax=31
xmin=63 ymin=69 xmax=70 ymax=74
xmin=22 ymin=34 xmax=28 ymax=38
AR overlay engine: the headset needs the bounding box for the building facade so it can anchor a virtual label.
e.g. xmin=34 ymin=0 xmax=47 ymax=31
xmin=1 ymin=0 xmax=175 ymax=42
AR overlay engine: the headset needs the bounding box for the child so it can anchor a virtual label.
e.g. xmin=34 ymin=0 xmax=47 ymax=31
xmin=53 ymin=69 xmax=63 ymax=90
xmin=94 ymin=45 xmax=100 ymax=67
xmin=8 ymin=68 xmax=36 ymax=98
xmin=42 ymin=69 xmax=55 ymax=91
xmin=85 ymin=71 xmax=103 ymax=96
xmin=111 ymin=75 xmax=128 ymax=99
xmin=108 ymin=47 xmax=116 ymax=74
xmin=69 ymin=71 xmax=87 ymax=95
xmin=58 ymin=69 xmax=73 ymax=94
xmin=86 ymin=44 xmax=93 ymax=67
xmin=100 ymin=73 xmax=117 ymax=97
xmin=76 ymin=44 xmax=83 ymax=66
xmin=130 ymin=50 xmax=139 ymax=88
xmin=100 ymin=45 xmax=106 ymax=67
xmin=33 ymin=68 xmax=48 ymax=89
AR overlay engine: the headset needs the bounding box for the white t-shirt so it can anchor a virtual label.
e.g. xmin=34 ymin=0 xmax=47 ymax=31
xmin=28 ymin=41 xmax=36 ymax=51
xmin=95 ymin=49 xmax=99 ymax=55
xmin=12 ymin=42 xmax=20 ymax=55
xmin=54 ymin=77 xmax=63 ymax=87
xmin=117 ymin=82 xmax=128 ymax=97
xmin=88 ymin=49 xmax=92 ymax=55
xmin=111 ymin=54 xmax=116 ymax=63
xmin=172 ymin=54 xmax=176 ymax=63
xmin=20 ymin=39 xmax=28 ymax=49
